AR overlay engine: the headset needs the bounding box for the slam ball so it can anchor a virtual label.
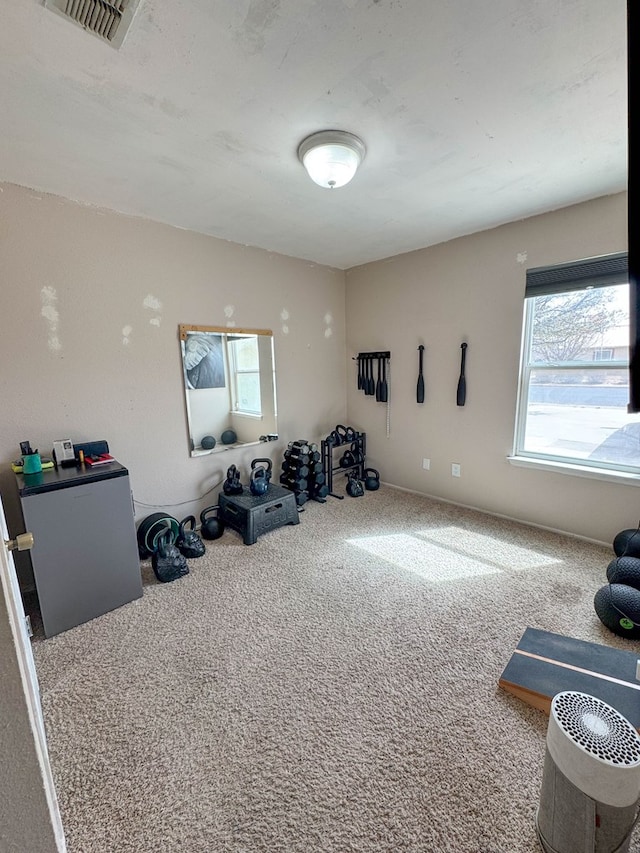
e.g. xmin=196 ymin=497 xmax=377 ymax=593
xmin=221 ymin=429 xmax=237 ymax=445
xmin=201 ymin=435 xmax=216 ymax=450
xmin=594 ymin=583 xmax=640 ymax=639
xmin=606 ymin=556 xmax=640 ymax=590
xmin=613 ymin=528 xmax=640 ymax=558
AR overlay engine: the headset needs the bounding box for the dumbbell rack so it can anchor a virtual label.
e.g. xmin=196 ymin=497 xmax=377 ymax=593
xmin=279 ymin=441 xmax=327 ymax=506
xmin=322 ymin=432 xmax=366 ymax=500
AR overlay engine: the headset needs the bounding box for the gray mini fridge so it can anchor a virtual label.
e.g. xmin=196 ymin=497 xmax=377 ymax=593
xmin=16 ymin=462 xmax=143 ymax=638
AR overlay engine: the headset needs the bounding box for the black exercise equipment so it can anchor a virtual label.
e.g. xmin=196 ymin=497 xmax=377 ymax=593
xmin=199 ymin=506 xmax=225 ymax=540
xmin=339 ymin=443 xmax=364 ymax=468
xmin=152 ymin=532 xmax=189 ymax=583
xmin=176 ymin=516 xmax=206 ymax=558
xmin=606 ymin=556 xmax=640 ymax=588
xmin=594 ymin=583 xmax=640 ymax=639
xmin=613 ymin=528 xmax=640 ymax=558
xmin=354 ymin=352 xmax=391 ymax=403
xmin=346 ymin=472 xmax=364 ymax=497
xmin=363 ymin=468 xmax=380 ymax=491
xmin=221 ymin=429 xmax=237 ymax=445
xmin=250 ymin=467 xmax=269 ymax=496
xmin=137 ymin=512 xmax=180 ymax=559
xmin=280 ymin=473 xmax=308 ymax=490
xmin=223 ymin=464 xmax=243 ymax=496
xmin=201 ymin=435 xmax=216 ymax=450
xmin=417 ymin=345 xmax=425 ymax=404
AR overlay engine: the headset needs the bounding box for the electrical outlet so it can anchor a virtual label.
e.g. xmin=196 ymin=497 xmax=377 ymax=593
xmin=422 ymin=458 xmax=430 ymax=470
xmin=451 ymin=463 xmax=461 ymax=478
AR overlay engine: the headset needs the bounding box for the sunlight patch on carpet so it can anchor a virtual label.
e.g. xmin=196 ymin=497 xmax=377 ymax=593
xmin=413 ymin=526 xmax=562 ymax=571
xmin=347 ymin=533 xmax=500 ymax=581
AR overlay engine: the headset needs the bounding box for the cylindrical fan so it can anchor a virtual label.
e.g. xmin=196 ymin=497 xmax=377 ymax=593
xmin=537 ymin=691 xmax=640 ymax=853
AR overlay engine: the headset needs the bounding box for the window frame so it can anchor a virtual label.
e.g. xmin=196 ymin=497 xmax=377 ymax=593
xmin=513 ymin=252 xmax=635 ymax=477
xmin=227 ymin=335 xmax=263 ymax=418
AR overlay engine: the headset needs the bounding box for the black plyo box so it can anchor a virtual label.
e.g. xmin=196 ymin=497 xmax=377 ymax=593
xmin=218 ymin=484 xmax=299 ymax=545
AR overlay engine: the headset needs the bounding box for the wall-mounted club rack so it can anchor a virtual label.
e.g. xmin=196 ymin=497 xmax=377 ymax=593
xmin=354 ymin=351 xmax=391 ymax=402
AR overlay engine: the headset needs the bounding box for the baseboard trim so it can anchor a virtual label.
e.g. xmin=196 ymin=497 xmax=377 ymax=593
xmin=380 ymin=481 xmax=610 ymax=549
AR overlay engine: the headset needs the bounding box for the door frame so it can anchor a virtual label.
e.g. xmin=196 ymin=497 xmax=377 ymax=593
xmin=0 ymin=495 xmax=66 ymax=851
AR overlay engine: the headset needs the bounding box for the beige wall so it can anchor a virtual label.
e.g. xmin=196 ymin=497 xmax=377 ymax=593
xmin=0 ymin=182 xmax=347 ymax=543
xmin=346 ymin=192 xmax=631 ymax=545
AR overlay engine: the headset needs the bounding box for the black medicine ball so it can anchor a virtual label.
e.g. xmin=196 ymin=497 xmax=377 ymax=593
xmin=606 ymin=556 xmax=640 ymax=590
xmin=594 ymin=583 xmax=640 ymax=639
xmin=613 ymin=528 xmax=640 ymax=558
xmin=201 ymin=435 xmax=216 ymax=450
xmin=221 ymin=429 xmax=237 ymax=445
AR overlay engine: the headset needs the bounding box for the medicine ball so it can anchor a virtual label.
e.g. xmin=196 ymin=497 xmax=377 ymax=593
xmin=606 ymin=556 xmax=640 ymax=590
xmin=221 ymin=429 xmax=237 ymax=445
xmin=613 ymin=528 xmax=640 ymax=558
xmin=201 ymin=435 xmax=216 ymax=450
xmin=594 ymin=583 xmax=640 ymax=639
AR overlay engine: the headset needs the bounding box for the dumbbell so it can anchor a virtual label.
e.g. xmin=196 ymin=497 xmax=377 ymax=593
xmin=295 ymin=491 xmax=309 ymax=506
xmin=288 ymin=440 xmax=310 ymax=454
xmin=284 ymin=449 xmax=310 ymax=464
xmin=282 ymin=465 xmax=309 ymax=479
xmin=307 ymin=461 xmax=323 ymax=474
xmin=280 ymin=474 xmax=308 ymax=490
xmin=311 ymin=484 xmax=329 ymax=499
xmin=308 ymin=472 xmax=325 ymax=486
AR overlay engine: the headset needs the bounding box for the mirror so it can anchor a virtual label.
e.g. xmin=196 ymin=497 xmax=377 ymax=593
xmin=179 ymin=324 xmax=278 ymax=457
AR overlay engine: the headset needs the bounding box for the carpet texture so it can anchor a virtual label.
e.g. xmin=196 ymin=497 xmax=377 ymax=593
xmin=31 ymin=487 xmax=639 ymax=853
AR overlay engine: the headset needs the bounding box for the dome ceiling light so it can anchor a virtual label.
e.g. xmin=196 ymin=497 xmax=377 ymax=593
xmin=297 ymin=130 xmax=366 ymax=189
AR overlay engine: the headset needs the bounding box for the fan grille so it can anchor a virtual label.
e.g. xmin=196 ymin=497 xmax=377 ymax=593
xmin=552 ymin=692 xmax=640 ymax=766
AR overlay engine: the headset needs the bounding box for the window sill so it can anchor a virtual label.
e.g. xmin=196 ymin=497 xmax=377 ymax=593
xmin=507 ymin=455 xmax=640 ymax=486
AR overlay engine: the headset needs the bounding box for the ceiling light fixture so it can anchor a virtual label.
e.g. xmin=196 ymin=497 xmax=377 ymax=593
xmin=297 ymin=130 xmax=366 ymax=189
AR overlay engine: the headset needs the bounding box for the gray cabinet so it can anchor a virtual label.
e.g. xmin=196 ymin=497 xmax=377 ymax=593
xmin=17 ymin=463 xmax=142 ymax=637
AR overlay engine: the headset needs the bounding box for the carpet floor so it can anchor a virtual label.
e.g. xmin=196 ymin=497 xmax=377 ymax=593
xmin=31 ymin=486 xmax=639 ymax=853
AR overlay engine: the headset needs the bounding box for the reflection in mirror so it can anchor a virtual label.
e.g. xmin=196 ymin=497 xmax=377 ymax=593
xmin=179 ymin=325 xmax=278 ymax=457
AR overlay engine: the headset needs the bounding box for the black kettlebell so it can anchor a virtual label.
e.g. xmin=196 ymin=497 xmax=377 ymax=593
xmin=223 ymin=464 xmax=243 ymax=496
xmin=340 ymin=443 xmax=363 ymax=468
xmin=250 ymin=466 xmax=269 ymax=496
xmin=346 ymin=472 xmax=364 ymax=498
xmin=152 ymin=532 xmax=189 ymax=583
xmin=200 ymin=506 xmax=225 ymax=540
xmin=177 ymin=516 xmax=206 ymax=558
xmin=363 ymin=468 xmax=380 ymax=491
xmin=334 ymin=424 xmax=349 ymax=445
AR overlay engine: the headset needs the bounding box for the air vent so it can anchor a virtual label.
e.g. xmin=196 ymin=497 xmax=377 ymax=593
xmin=44 ymin=0 xmax=140 ymax=49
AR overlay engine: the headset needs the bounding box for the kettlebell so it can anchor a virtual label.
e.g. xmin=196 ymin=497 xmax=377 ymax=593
xmin=363 ymin=468 xmax=380 ymax=491
xmin=346 ymin=472 xmax=364 ymax=498
xmin=334 ymin=424 xmax=349 ymax=445
xmin=250 ymin=458 xmax=273 ymax=483
xmin=250 ymin=466 xmax=269 ymax=496
xmin=223 ymin=464 xmax=243 ymax=496
xmin=177 ymin=516 xmax=206 ymax=558
xmin=339 ymin=442 xmax=363 ymax=468
xmin=200 ymin=506 xmax=225 ymax=540
xmin=152 ymin=532 xmax=189 ymax=583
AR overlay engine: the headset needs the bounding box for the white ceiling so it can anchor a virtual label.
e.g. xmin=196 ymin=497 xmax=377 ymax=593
xmin=0 ymin=0 xmax=628 ymax=269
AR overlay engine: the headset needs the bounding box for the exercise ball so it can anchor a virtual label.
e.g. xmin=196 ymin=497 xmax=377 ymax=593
xmin=201 ymin=435 xmax=216 ymax=450
xmin=221 ymin=429 xmax=237 ymax=445
xmin=594 ymin=583 xmax=640 ymax=639
xmin=613 ymin=528 xmax=640 ymax=558
xmin=606 ymin=556 xmax=640 ymax=590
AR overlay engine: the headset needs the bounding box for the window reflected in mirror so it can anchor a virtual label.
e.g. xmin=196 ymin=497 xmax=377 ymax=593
xmin=179 ymin=325 xmax=277 ymax=457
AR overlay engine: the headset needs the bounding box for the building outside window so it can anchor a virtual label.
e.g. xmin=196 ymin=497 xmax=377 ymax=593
xmin=513 ymin=253 xmax=640 ymax=474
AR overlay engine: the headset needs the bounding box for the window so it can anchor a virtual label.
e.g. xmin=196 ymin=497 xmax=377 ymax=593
xmin=514 ymin=252 xmax=640 ymax=474
xmin=227 ymin=335 xmax=262 ymax=416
